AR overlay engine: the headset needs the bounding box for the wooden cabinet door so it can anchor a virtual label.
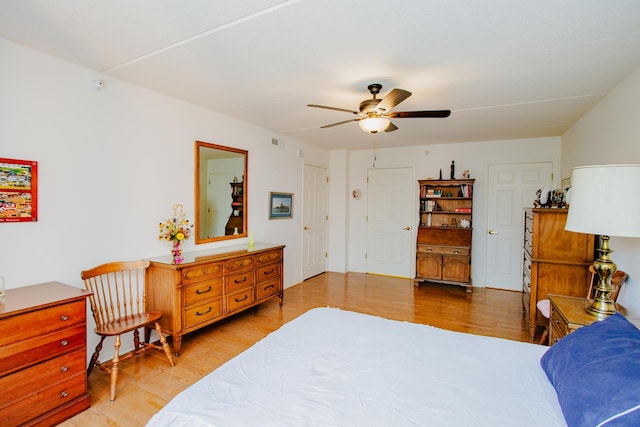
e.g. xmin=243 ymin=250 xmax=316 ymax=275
xmin=416 ymin=253 xmax=442 ymax=280
xmin=442 ymin=256 xmax=470 ymax=282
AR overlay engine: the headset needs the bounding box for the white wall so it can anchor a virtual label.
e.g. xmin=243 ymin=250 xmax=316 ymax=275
xmin=327 ymin=150 xmax=348 ymax=273
xmin=343 ymin=137 xmax=561 ymax=287
xmin=0 ymin=38 xmax=328 ymax=293
xmin=561 ymin=64 xmax=640 ymax=314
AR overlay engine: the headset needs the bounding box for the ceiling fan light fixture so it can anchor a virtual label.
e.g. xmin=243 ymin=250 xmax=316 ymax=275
xmin=359 ymin=117 xmax=390 ymax=133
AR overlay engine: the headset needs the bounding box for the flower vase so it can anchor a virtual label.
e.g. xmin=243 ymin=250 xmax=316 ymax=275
xmin=172 ymin=239 xmax=184 ymax=264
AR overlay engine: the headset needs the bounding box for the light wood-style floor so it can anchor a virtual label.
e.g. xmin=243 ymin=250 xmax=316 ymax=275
xmin=60 ymin=272 xmax=534 ymax=426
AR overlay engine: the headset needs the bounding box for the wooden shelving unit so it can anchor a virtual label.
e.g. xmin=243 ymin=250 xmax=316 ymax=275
xmin=224 ymin=181 xmax=243 ymax=235
xmin=415 ymin=179 xmax=474 ymax=292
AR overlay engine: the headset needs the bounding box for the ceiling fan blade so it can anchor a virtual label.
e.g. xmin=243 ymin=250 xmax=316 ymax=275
xmin=386 ymin=110 xmax=451 ymax=118
xmin=320 ymin=118 xmax=361 ymax=128
xmin=308 ymin=104 xmax=359 ymax=115
xmin=375 ymin=89 xmax=412 ymax=113
xmin=384 ymin=122 xmax=398 ymax=132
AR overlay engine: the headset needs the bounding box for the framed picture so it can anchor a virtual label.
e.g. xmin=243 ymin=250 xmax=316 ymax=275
xmin=269 ymin=192 xmax=293 ymax=219
xmin=0 ymin=157 xmax=38 ymax=223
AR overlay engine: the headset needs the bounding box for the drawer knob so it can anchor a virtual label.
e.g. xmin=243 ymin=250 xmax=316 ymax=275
xmin=60 ymin=340 xmax=69 ymax=347
xmin=60 ymin=365 xmax=69 ymax=372
xmin=453 ymin=250 xmax=460 ymax=254
xmin=234 ymin=276 xmax=247 ymax=284
xmin=196 ymin=307 xmax=212 ymax=316
xmin=195 ymin=286 xmax=212 ymax=295
xmin=427 ymin=248 xmax=432 ymax=252
xmin=60 ymin=315 xmax=68 ymax=321
xmin=60 ymin=391 xmax=69 ymax=398
xmin=263 ymin=268 xmax=274 ymax=275
xmin=235 ymin=294 xmax=248 ymax=303
xmin=264 ymin=284 xmax=275 ymax=291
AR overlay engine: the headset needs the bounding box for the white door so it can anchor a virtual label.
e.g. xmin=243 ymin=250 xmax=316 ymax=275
xmin=486 ymin=162 xmax=552 ymax=290
xmin=366 ymin=167 xmax=413 ymax=278
xmin=207 ymin=172 xmax=234 ymax=238
xmin=302 ymin=164 xmax=328 ymax=279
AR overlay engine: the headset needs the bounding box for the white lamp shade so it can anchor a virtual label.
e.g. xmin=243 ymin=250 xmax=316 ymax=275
xmin=565 ymin=164 xmax=640 ymax=238
xmin=358 ymin=117 xmax=390 ymax=133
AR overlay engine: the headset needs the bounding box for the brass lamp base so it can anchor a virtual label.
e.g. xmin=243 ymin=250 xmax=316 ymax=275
xmin=586 ymin=235 xmax=617 ymax=318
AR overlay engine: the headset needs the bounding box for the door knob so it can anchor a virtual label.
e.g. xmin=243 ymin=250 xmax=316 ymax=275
xmin=403 ymin=226 xmax=411 ymax=230
xmin=488 ymin=229 xmax=498 ymax=235
xmin=304 ymin=226 xmax=310 ymax=230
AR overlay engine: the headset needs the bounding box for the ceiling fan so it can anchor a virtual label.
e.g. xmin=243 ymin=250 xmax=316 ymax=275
xmin=308 ymin=83 xmax=451 ymax=134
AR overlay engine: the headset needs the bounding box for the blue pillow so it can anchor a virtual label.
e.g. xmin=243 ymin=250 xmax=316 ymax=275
xmin=541 ymin=313 xmax=640 ymax=427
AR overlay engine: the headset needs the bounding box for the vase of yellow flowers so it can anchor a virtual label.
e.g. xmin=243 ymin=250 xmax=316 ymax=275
xmin=159 ymin=204 xmax=193 ymax=264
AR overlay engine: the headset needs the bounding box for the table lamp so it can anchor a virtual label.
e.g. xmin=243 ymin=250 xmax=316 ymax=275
xmin=565 ymin=164 xmax=640 ymax=317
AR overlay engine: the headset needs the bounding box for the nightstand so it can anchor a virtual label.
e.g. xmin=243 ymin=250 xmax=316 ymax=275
xmin=547 ymin=294 xmax=629 ymax=345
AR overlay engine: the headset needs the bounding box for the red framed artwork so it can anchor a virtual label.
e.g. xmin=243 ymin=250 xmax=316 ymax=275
xmin=0 ymin=157 xmax=38 ymax=222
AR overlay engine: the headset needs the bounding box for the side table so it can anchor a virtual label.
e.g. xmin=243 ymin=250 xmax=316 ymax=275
xmin=547 ymin=294 xmax=629 ymax=345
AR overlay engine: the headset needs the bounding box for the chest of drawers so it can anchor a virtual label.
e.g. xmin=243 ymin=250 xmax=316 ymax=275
xmin=147 ymin=243 xmax=284 ymax=355
xmin=522 ymin=209 xmax=594 ymax=340
xmin=0 ymin=282 xmax=92 ymax=427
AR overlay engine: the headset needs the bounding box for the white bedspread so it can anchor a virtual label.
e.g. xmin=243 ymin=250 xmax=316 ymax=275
xmin=147 ymin=307 xmax=566 ymax=427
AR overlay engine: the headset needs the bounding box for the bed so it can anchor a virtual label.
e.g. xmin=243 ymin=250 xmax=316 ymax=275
xmin=147 ymin=307 xmax=640 ymax=427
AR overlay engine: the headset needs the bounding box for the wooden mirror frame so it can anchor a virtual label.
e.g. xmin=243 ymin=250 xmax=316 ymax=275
xmin=195 ymin=141 xmax=248 ymax=244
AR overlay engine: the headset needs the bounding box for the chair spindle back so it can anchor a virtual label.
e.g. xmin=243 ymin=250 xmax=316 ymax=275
xmin=81 ymin=260 xmax=150 ymax=328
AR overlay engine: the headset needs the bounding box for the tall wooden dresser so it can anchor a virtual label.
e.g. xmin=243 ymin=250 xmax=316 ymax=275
xmin=0 ymin=282 xmax=92 ymax=427
xmin=522 ymin=208 xmax=595 ymax=341
xmin=147 ymin=243 xmax=284 ymax=355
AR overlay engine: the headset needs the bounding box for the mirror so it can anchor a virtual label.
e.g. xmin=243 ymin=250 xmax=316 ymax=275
xmin=195 ymin=141 xmax=248 ymax=244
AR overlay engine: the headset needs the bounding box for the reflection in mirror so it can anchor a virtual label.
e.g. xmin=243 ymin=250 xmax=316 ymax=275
xmin=195 ymin=141 xmax=247 ymax=244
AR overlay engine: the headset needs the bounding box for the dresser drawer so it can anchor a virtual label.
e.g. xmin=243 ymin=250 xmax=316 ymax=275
xmin=523 ymin=254 xmax=531 ymax=283
xmin=256 ymin=263 xmax=281 ymax=284
xmin=417 ymin=245 xmax=469 ymax=256
xmin=225 ymin=256 xmax=254 ymax=272
xmin=255 ymin=250 xmax=282 ymax=265
xmin=181 ymin=262 xmax=223 ymax=285
xmin=0 ymin=349 xmax=85 ymax=408
xmin=550 ymin=309 xmax=569 ymax=339
xmin=256 ymin=279 xmax=280 ymax=301
xmin=226 ymin=289 xmax=254 ymax=313
xmin=0 ymin=300 xmax=85 ymax=347
xmin=183 ymin=299 xmax=223 ymax=329
xmin=225 ymin=271 xmax=254 ymax=293
xmin=0 ymin=372 xmax=86 ymax=427
xmin=183 ymin=278 xmax=223 ymax=306
xmin=0 ymin=324 xmax=86 ymax=376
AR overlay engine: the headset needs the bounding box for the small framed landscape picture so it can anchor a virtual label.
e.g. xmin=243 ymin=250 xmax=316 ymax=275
xmin=269 ymin=192 xmax=293 ymax=219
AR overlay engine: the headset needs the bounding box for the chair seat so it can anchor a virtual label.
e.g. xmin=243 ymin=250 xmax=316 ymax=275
xmin=536 ymin=299 xmax=551 ymax=319
xmin=95 ymin=311 xmax=164 ymax=336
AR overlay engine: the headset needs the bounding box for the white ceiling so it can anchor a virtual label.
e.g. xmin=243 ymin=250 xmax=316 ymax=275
xmin=2 ymin=0 xmax=640 ymax=151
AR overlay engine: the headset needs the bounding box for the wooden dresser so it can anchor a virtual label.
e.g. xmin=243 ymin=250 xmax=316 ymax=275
xmin=146 ymin=243 xmax=284 ymax=355
xmin=0 ymin=282 xmax=92 ymax=427
xmin=522 ymin=208 xmax=594 ymax=340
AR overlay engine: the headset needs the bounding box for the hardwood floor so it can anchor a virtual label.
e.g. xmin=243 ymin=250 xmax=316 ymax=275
xmin=60 ymin=272 xmax=534 ymax=426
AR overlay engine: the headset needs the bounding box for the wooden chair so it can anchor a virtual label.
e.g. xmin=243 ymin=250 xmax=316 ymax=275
xmin=537 ymin=266 xmax=628 ymax=345
xmin=81 ymin=260 xmax=175 ymax=401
